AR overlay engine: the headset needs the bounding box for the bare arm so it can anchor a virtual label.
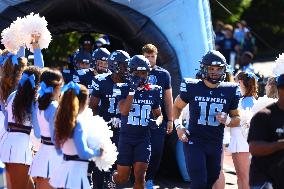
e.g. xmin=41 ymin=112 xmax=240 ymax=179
xmin=216 ymin=108 xmax=240 ymax=127
xmin=173 ymin=95 xmax=187 ymax=122
xmin=173 ymin=95 xmax=188 ymax=142
xmin=119 ymin=94 xmax=134 ymax=116
xmin=249 ymin=141 xmax=284 ymax=157
xmin=89 ymin=96 xmax=100 ymax=115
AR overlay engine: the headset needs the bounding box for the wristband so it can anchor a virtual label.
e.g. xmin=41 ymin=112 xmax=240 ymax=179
xmin=174 ymin=119 xmax=184 ymax=129
xmin=225 ymin=116 xmax=232 ymax=126
xmin=128 ymin=91 xmax=135 ymax=96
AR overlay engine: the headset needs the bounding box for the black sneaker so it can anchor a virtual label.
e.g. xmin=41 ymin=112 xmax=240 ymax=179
xmin=104 ymin=175 xmax=116 ymax=189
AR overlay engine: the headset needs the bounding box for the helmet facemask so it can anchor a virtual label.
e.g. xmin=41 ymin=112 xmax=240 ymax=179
xmin=201 ymin=64 xmax=226 ymax=84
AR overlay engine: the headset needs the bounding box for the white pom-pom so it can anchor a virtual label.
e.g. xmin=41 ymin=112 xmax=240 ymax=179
xmin=273 ymin=53 xmax=284 ymax=76
xmin=1 ymin=17 xmax=27 ymax=51
xmin=251 ymin=96 xmax=277 ymax=115
xmin=78 ymin=108 xmax=118 ymax=171
xmin=239 ymin=108 xmax=253 ymax=138
xmin=22 ymin=12 xmax=52 ymax=52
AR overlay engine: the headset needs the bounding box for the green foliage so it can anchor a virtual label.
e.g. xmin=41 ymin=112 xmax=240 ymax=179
xmin=210 ymin=0 xmax=252 ymax=24
xmin=242 ymin=0 xmax=284 ymax=56
xmin=42 ymin=32 xmax=99 ymax=66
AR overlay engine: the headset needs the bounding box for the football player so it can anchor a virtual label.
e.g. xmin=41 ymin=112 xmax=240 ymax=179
xmin=92 ymin=48 xmax=110 ymax=75
xmin=62 ymin=50 xmax=95 ymax=94
xmin=142 ymin=44 xmax=173 ymax=189
xmin=89 ymin=50 xmax=130 ymax=189
xmin=173 ymin=50 xmax=241 ymax=189
xmin=111 ymin=55 xmax=162 ymax=189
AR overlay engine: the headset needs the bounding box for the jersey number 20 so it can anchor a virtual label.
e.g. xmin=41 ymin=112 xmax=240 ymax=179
xmin=128 ymin=104 xmax=151 ymax=126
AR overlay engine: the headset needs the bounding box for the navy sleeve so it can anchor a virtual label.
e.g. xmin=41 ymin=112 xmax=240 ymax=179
xmin=73 ymin=122 xmax=101 ymax=160
xmin=163 ymin=70 xmax=171 ymax=90
xmin=152 ymin=88 xmax=162 ymax=110
xmin=179 ymin=79 xmax=191 ymax=103
xmin=91 ymin=78 xmax=101 ymax=97
xmin=229 ymin=85 xmax=241 ymax=110
xmin=116 ymin=84 xmax=130 ymax=103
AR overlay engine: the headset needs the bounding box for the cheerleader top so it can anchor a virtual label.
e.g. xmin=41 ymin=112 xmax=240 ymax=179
xmin=61 ymin=113 xmax=101 ymax=160
xmin=36 ymin=101 xmax=58 ymax=142
xmin=4 ymin=91 xmax=40 ymax=137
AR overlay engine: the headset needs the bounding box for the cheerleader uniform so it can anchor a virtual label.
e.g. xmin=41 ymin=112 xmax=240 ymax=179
xmin=228 ymin=96 xmax=255 ymax=153
xmin=49 ymin=112 xmax=101 ymax=189
xmin=0 ymin=91 xmax=40 ymax=165
xmin=29 ymin=101 xmax=63 ymax=178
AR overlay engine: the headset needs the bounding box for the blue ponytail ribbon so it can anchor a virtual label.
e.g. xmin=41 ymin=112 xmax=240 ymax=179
xmin=61 ymin=81 xmax=80 ymax=95
xmin=247 ymin=72 xmax=259 ymax=81
xmin=38 ymin=81 xmax=54 ymax=97
xmin=0 ymin=52 xmax=18 ymax=66
xmin=19 ymin=73 xmax=36 ymax=88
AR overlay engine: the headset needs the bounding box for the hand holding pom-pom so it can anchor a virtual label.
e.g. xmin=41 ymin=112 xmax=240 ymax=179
xmin=78 ymin=109 xmax=118 ymax=171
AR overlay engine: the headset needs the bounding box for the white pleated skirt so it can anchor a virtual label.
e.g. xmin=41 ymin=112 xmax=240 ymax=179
xmin=29 ymin=144 xmax=63 ymax=178
xmin=49 ymin=159 xmax=90 ymax=189
xmin=0 ymin=132 xmax=32 ymax=165
xmin=228 ymin=127 xmax=249 ymax=153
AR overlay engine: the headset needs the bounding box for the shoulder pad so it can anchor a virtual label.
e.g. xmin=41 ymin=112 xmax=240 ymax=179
xmin=219 ymin=81 xmax=239 ymax=88
xmin=95 ymin=73 xmax=110 ymax=81
xmin=116 ymin=83 xmax=128 ymax=87
xmin=148 ymin=84 xmax=162 ymax=91
xmin=62 ymin=69 xmax=71 ymax=73
xmin=182 ymin=78 xmax=199 ymax=84
xmin=76 ymin=69 xmax=87 ymax=76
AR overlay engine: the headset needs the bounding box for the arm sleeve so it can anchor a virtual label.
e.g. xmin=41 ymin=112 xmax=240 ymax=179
xmin=152 ymin=89 xmax=162 ymax=110
xmin=229 ymin=86 xmax=241 ymax=110
xmin=91 ymin=79 xmax=101 ymax=97
xmin=33 ymin=48 xmax=44 ymax=68
xmin=247 ymin=112 xmax=270 ymax=142
xmin=17 ymin=46 xmax=25 ymax=57
xmin=179 ymin=80 xmax=190 ymax=103
xmin=45 ymin=103 xmax=57 ymax=143
xmin=4 ymin=110 xmax=8 ymax=130
xmin=73 ymin=122 xmax=101 ymax=160
xmin=163 ymin=70 xmax=172 ymax=90
xmin=31 ymin=103 xmax=41 ymax=138
xmin=116 ymin=85 xmax=129 ymax=103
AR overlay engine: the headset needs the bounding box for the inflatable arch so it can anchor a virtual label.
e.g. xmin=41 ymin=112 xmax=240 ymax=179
xmin=0 ymin=0 xmax=214 ymax=180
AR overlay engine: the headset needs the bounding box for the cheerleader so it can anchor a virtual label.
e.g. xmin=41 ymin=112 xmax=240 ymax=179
xmin=29 ymin=69 xmax=64 ymax=189
xmin=0 ymin=66 xmax=41 ymax=189
xmin=228 ymin=71 xmax=258 ymax=189
xmin=50 ymin=82 xmax=102 ymax=189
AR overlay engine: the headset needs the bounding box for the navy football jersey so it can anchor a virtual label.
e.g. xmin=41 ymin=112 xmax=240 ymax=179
xmin=91 ymin=73 xmax=121 ymax=122
xmin=117 ymin=84 xmax=162 ymax=137
xmin=62 ymin=68 xmax=95 ymax=94
xmin=148 ymin=66 xmax=171 ymax=122
xmin=179 ymin=78 xmax=241 ymax=144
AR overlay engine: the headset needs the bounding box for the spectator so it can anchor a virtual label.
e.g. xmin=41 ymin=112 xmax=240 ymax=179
xmin=238 ymin=51 xmax=255 ymax=73
xmin=214 ymin=20 xmax=225 ymax=44
xmin=216 ymin=24 xmax=240 ymax=66
xmin=265 ymin=77 xmax=278 ymax=99
xmin=242 ymin=31 xmax=257 ymax=55
xmin=234 ymin=20 xmax=249 ymax=44
xmin=248 ymin=74 xmax=284 ymax=188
